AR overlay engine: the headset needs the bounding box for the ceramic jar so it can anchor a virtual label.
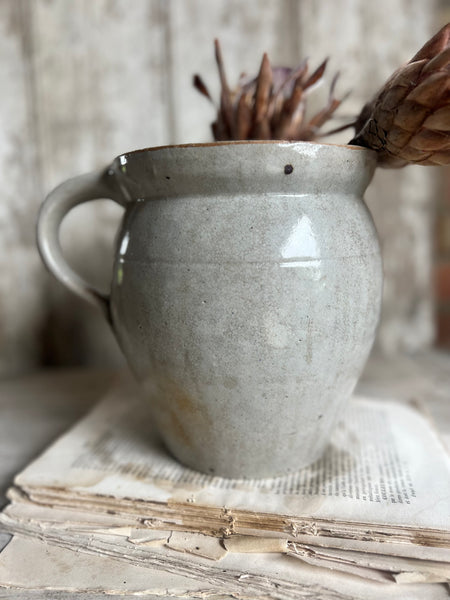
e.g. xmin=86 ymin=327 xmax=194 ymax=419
xmin=37 ymin=141 xmax=382 ymax=478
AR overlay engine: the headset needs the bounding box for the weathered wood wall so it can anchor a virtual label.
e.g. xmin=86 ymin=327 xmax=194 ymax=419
xmin=0 ymin=0 xmax=442 ymax=375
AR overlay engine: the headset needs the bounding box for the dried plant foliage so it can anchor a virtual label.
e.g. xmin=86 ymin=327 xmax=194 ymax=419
xmin=350 ymin=23 xmax=450 ymax=167
xmin=193 ymin=40 xmax=347 ymax=143
xmin=194 ymin=28 xmax=450 ymax=169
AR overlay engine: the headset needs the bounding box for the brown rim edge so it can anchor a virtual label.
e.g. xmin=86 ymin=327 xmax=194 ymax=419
xmin=120 ymin=139 xmax=373 ymax=160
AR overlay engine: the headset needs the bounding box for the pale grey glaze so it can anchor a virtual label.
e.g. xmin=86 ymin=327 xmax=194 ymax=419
xmin=37 ymin=141 xmax=381 ymax=478
xmin=107 ymin=141 xmax=382 ymax=478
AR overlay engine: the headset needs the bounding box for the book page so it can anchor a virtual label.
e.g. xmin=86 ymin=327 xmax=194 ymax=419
xmin=14 ymin=380 xmax=450 ymax=534
xmin=0 ymin=535 xmax=212 ymax=596
xmin=4 ymin=488 xmax=450 ymax=568
xmin=1 ymin=531 xmax=449 ymax=600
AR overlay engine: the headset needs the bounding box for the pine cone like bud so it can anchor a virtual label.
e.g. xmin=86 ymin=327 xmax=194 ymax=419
xmin=350 ymin=24 xmax=450 ymax=167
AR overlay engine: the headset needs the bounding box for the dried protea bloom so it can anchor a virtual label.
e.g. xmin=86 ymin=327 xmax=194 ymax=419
xmin=193 ymin=40 xmax=346 ymax=142
xmin=350 ymin=23 xmax=450 ymax=167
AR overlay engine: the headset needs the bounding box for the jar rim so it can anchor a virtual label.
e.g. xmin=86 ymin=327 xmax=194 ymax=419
xmin=119 ymin=139 xmax=375 ymax=161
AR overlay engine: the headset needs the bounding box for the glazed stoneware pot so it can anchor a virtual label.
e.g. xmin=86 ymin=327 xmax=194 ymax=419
xmin=37 ymin=141 xmax=382 ymax=478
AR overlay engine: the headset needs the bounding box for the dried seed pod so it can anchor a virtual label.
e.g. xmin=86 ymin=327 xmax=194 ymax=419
xmin=350 ymin=23 xmax=450 ymax=167
xmin=193 ymin=40 xmax=346 ymax=142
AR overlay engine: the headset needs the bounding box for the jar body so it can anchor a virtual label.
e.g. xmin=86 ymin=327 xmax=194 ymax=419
xmin=110 ymin=142 xmax=381 ymax=478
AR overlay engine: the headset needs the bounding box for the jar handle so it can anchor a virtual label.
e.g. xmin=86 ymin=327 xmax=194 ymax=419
xmin=37 ymin=168 xmax=124 ymax=321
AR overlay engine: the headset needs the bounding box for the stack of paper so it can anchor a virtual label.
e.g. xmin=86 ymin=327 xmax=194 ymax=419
xmin=0 ymin=379 xmax=449 ymax=598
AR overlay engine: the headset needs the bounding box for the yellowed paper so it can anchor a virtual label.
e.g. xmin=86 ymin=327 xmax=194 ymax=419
xmin=224 ymin=535 xmax=288 ymax=553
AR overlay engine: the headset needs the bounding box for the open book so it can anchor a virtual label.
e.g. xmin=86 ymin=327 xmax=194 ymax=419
xmin=1 ymin=377 xmax=449 ymax=594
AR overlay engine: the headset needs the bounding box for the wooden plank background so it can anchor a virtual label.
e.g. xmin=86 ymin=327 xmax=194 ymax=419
xmin=0 ymin=0 xmax=444 ymax=374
